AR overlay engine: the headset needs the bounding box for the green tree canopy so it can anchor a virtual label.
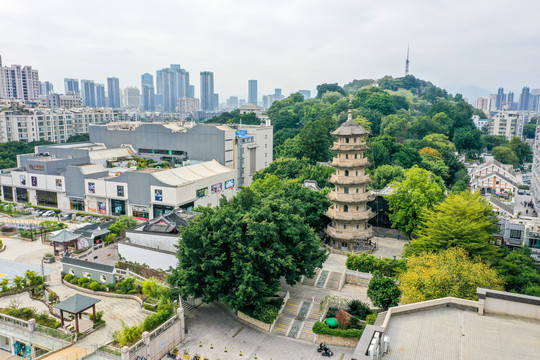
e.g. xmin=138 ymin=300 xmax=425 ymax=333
xmin=385 ymin=166 xmax=445 ymax=236
xmin=507 ymin=136 xmax=533 ymax=164
xmin=380 ymin=114 xmax=409 ymax=141
xmin=370 ymin=165 xmax=405 ymax=190
xmin=367 ymin=271 xmax=401 ymax=311
xmin=252 ymin=157 xmax=335 ymax=189
xmin=67 ymin=133 xmax=90 ymax=143
xmin=321 ymin=91 xmax=344 ymax=104
xmin=492 ymin=146 xmax=520 ymax=168
xmin=171 ymin=178 xmax=327 ymax=311
xmin=496 ymin=247 xmax=540 ymax=295
xmin=316 ymin=83 xmax=346 ymax=98
xmin=399 ymin=247 xmax=504 ymax=304
xmin=404 ymin=191 xmax=499 ymax=262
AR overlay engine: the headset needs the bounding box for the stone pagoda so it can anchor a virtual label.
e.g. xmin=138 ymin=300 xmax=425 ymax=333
xmin=325 ymin=98 xmax=375 ymax=252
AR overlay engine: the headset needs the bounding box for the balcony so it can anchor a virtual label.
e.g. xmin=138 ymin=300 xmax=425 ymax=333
xmin=325 ymin=224 xmax=374 ymax=240
xmin=326 ymin=207 xmax=375 ymax=221
xmin=328 ymin=191 xmax=376 ymax=203
xmin=330 ymin=174 xmax=370 ymax=185
xmin=331 ymin=143 xmax=369 ymax=151
xmin=330 ymin=158 xmax=370 ymax=168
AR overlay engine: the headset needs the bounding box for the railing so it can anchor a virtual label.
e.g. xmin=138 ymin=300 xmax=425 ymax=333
xmin=115 ymin=268 xmax=148 ymax=282
xmin=96 ymin=344 xmax=121 ymax=358
xmin=149 ymin=315 xmax=176 ymax=340
xmin=129 ymin=339 xmax=145 ymax=354
xmin=0 ymin=312 xmax=29 ymax=328
xmin=35 ymin=324 xmax=74 ymax=342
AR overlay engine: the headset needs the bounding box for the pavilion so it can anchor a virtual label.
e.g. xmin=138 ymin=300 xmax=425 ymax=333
xmin=53 ymin=294 xmax=101 ymax=333
xmin=49 ymin=230 xmax=85 ymax=255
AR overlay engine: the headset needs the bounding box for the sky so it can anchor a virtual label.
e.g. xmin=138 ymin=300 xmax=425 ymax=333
xmin=2 ymin=0 xmax=540 ymax=101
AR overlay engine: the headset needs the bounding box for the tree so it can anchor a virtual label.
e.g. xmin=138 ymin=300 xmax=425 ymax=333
xmin=321 ymin=91 xmax=343 ymax=104
xmin=385 ymin=166 xmax=445 ymax=237
xmin=253 ymin=157 xmax=335 ymax=189
xmin=507 ymin=137 xmax=533 ymax=164
xmin=380 ymin=114 xmax=409 ymax=141
xmin=404 ymin=191 xmax=499 ymax=262
xmin=316 ymin=83 xmax=345 ymax=98
xmin=370 ymin=165 xmax=404 ymax=190
xmin=523 ymin=120 xmax=537 ymax=139
xmin=67 ymin=133 xmax=90 ymax=143
xmin=453 ymin=126 xmax=482 ymax=155
xmin=492 ymin=146 xmax=520 ymax=168
xmin=171 ymin=180 xmax=327 ymax=311
xmin=343 ymin=79 xmax=375 ymax=93
xmin=367 ymin=271 xmax=401 ymax=311
xmin=481 ymin=135 xmax=508 ymax=152
xmin=496 ymin=247 xmax=540 ymax=295
xmin=399 ymin=248 xmax=504 ymax=304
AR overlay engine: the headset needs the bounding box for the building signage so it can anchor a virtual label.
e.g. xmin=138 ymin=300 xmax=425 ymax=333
xmin=97 ymin=201 xmax=106 ymax=214
xmin=211 ymin=183 xmax=222 ymax=193
xmin=117 ymin=185 xmax=124 ymax=197
xmin=88 ymin=182 xmax=95 ymax=194
xmin=28 ymin=164 xmax=45 ymax=172
xmin=196 ymin=187 xmax=208 ymax=198
xmin=55 ymin=179 xmax=62 ymax=190
xmin=225 ymin=179 xmax=234 ymax=189
xmin=19 ymin=175 xmax=26 ymax=186
xmin=31 ymin=176 xmax=37 ymax=187
xmin=155 ymin=189 xmax=163 ymax=201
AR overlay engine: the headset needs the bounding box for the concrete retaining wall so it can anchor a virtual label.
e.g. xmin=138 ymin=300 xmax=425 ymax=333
xmin=237 ymin=311 xmax=271 ymax=332
xmin=315 ymin=334 xmax=360 ymax=347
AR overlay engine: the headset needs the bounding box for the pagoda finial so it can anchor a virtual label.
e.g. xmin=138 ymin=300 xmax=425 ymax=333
xmin=348 ymin=95 xmax=353 ymax=121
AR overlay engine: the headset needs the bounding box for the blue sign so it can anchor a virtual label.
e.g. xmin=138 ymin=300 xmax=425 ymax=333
xmin=155 ymin=189 xmax=163 ymax=201
xmin=225 ymin=179 xmax=234 ymax=189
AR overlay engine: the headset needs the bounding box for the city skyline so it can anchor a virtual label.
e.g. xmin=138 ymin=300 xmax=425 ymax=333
xmin=3 ymin=0 xmax=540 ymax=101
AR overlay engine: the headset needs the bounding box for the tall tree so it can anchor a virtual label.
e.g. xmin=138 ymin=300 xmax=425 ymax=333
xmin=496 ymin=247 xmax=540 ymax=295
xmin=404 ymin=191 xmax=499 ymax=262
xmin=367 ymin=271 xmax=401 ymax=311
xmin=385 ymin=166 xmax=445 ymax=237
xmin=492 ymin=146 xmax=520 ymax=168
xmin=171 ymin=179 xmax=327 ymax=311
xmin=399 ymin=247 xmax=504 ymax=304
xmin=316 ymin=83 xmax=346 ymax=98
xmin=370 ymin=165 xmax=405 ymax=190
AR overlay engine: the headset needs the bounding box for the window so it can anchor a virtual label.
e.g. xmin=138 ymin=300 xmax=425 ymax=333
xmin=343 ymin=225 xmax=347 ymax=229
xmin=510 ymin=229 xmax=522 ymax=239
xmin=69 ymin=268 xmax=75 ymax=275
xmin=100 ymin=274 xmax=107 ymax=283
xmin=344 ymin=187 xmax=349 ymax=194
xmin=356 ymin=206 xmax=359 ymax=210
xmin=346 ymin=138 xmax=350 ymax=143
xmin=346 ymin=154 xmax=348 ymax=159
xmin=344 ymin=205 xmax=348 ymax=212
xmin=356 ymin=224 xmax=359 ymax=229
xmin=345 ymin=170 xmax=349 ymax=177
xmin=83 ymin=272 xmax=92 ymax=279
xmin=356 ymin=188 xmax=359 ymax=193
xmin=355 ymin=154 xmax=358 ymax=159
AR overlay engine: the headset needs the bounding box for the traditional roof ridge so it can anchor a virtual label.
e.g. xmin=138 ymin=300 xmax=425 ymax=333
xmin=331 ymin=96 xmax=369 ymax=136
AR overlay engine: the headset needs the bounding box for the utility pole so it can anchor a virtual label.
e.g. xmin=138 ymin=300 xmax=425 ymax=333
xmin=405 ymin=43 xmax=410 ymax=76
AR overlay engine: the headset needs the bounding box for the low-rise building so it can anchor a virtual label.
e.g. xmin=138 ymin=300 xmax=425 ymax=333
xmin=468 ymin=157 xmax=519 ymax=195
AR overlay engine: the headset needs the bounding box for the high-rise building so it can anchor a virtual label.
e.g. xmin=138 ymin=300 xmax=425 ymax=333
xmin=188 ymin=85 xmax=195 ymax=98
xmin=488 ymin=111 xmax=523 ymax=140
xmin=227 ymin=96 xmax=239 ymax=109
xmin=161 ymin=68 xmax=177 ymax=112
xmin=177 ymin=97 xmax=200 ymax=114
xmin=142 ymin=85 xmax=155 ymax=111
xmin=519 ymin=87 xmax=531 ymax=111
xmin=80 ymin=80 xmax=96 ymax=107
xmin=496 ymin=88 xmax=506 ymax=110
xmin=0 ymin=55 xmax=40 ymax=100
xmin=124 ymin=87 xmax=141 ymax=107
xmin=531 ymin=122 xmax=540 ymax=209
xmin=95 ymin=84 xmax=106 ymax=107
xmin=530 ymin=89 xmax=540 ymax=112
xmin=107 ymin=77 xmax=121 ymax=108
xmin=299 ymin=90 xmax=311 ymax=100
xmin=214 ymin=94 xmax=219 ymax=109
xmin=39 ymin=81 xmax=54 ymax=96
xmin=156 ymin=70 xmax=163 ymax=95
xmin=239 ymin=99 xmax=247 ymax=106
xmin=248 ymin=80 xmax=258 ymax=104
xmin=64 ymin=78 xmax=80 ymax=96
xmin=200 ymin=71 xmax=215 ymax=111
xmin=325 ymin=100 xmax=375 ymax=251
xmin=507 ymin=91 xmax=515 ymax=110
xmin=176 ymin=68 xmax=190 ymax=98
xmin=141 ymin=73 xmax=154 ymax=111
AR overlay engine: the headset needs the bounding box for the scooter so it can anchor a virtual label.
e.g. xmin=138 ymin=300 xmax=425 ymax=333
xmin=322 ymin=349 xmax=334 ymax=357
xmin=317 ymin=343 xmax=328 ymax=353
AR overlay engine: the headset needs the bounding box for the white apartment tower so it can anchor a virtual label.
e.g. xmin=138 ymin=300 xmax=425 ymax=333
xmin=0 ymin=55 xmax=40 ymax=100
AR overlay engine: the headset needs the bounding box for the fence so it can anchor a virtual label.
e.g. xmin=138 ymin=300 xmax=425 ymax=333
xmin=35 ymin=324 xmax=75 ymax=342
xmin=0 ymin=312 xmax=30 ymax=329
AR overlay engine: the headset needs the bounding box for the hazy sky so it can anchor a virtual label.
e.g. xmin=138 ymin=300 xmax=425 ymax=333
xmin=2 ymin=0 xmax=540 ymax=101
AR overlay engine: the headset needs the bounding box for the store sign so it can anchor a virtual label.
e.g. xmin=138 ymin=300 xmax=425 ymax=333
xmin=88 ymin=182 xmax=95 ymax=194
xmin=31 ymin=176 xmax=37 ymax=187
xmin=117 ymin=185 xmax=124 ymax=197
xmin=55 ymin=179 xmax=62 ymax=190
xmin=225 ymin=179 xmax=234 ymax=189
xmin=211 ymin=183 xmax=222 ymax=193
xmin=196 ymin=187 xmax=208 ymax=198
xmin=97 ymin=202 xmax=106 ymax=214
xmin=28 ymin=164 xmax=45 ymax=172
xmin=155 ymin=189 xmax=163 ymax=201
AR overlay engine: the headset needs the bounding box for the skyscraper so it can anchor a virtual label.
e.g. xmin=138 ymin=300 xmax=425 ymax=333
xmin=200 ymin=71 xmax=214 ymax=111
xmin=39 ymin=81 xmax=54 ymax=96
xmin=156 ymin=70 xmax=163 ymax=95
xmin=299 ymin=90 xmax=311 ymax=100
xmin=124 ymin=87 xmax=141 ymax=107
xmin=142 ymin=85 xmax=155 ymax=111
xmin=0 ymin=55 xmax=40 ymax=100
xmin=227 ymin=96 xmax=239 ymax=108
xmin=188 ymin=85 xmax=195 ymax=98
xmin=64 ymin=78 xmax=80 ymax=96
xmin=507 ymin=91 xmax=515 ymax=110
xmin=519 ymin=87 xmax=531 ymax=111
xmin=95 ymin=84 xmax=106 ymax=107
xmin=141 ymin=73 xmax=154 ymax=110
xmin=80 ymin=80 xmax=96 ymax=106
xmin=161 ymin=68 xmax=177 ymax=112
xmin=176 ymin=68 xmax=190 ymax=98
xmin=248 ymin=80 xmax=257 ymax=104
xmin=496 ymin=87 xmax=506 ymax=110
xmin=214 ymin=93 xmax=219 ymax=109
xmin=107 ymin=77 xmax=121 ymax=108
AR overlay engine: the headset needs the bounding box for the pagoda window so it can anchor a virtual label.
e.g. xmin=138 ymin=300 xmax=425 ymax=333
xmin=355 ymin=154 xmax=358 ymax=159
xmin=356 ymin=206 xmax=359 ymax=210
xmin=346 ymin=138 xmax=350 ymax=143
xmin=343 ymin=225 xmax=347 ymax=229
xmin=356 ymin=224 xmax=359 ymax=229
xmin=344 ymin=205 xmax=349 ymax=212
xmin=345 ymin=170 xmax=349 ymax=177
xmin=346 ymin=154 xmax=349 ymax=159
xmin=356 ymin=171 xmax=358 ymax=176
xmin=354 ymin=137 xmax=357 ymax=143
xmin=356 ymin=188 xmax=359 ymax=193
xmin=344 ymin=187 xmax=349 ymax=194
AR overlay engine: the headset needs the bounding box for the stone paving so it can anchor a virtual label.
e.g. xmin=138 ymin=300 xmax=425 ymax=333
xmin=178 ymin=302 xmax=356 ymax=360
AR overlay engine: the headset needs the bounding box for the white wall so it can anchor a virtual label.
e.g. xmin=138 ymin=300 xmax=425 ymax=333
xmin=118 ymin=242 xmax=178 ymax=271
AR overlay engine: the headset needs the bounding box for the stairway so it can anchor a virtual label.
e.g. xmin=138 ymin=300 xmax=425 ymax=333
xmin=301 ymin=268 xmax=320 ymax=287
xmin=325 ymin=271 xmax=342 ymax=291
xmin=271 ymin=298 xmax=301 ymax=335
xmin=298 ymin=303 xmax=323 ymax=341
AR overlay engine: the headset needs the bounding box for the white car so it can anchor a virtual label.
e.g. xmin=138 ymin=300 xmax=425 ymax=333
xmin=41 ymin=210 xmax=56 ymax=217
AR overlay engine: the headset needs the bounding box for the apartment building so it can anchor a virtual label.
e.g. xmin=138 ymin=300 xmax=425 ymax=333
xmin=531 ymin=123 xmax=540 ymax=209
xmin=0 ymin=55 xmax=40 ymax=100
xmin=487 ymin=111 xmax=524 ymax=140
xmin=0 ymin=107 xmax=116 ymax=143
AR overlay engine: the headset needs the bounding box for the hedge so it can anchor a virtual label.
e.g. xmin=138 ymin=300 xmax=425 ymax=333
xmin=312 ymin=321 xmax=363 ymax=338
xmin=346 ymin=252 xmax=407 ymax=277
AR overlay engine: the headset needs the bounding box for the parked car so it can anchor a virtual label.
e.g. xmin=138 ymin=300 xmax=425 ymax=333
xmin=41 ymin=210 xmax=56 ymax=217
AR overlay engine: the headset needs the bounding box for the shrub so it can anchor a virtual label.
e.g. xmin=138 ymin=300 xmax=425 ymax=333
xmin=346 ymin=253 xmax=407 ymax=277
xmin=326 ymin=307 xmax=338 ymax=318
xmin=347 ymin=300 xmax=372 ymax=320
xmin=63 ymin=274 xmax=73 ymax=282
xmin=48 ymin=290 xmax=59 ymax=303
xmin=112 ymin=321 xmax=142 ymax=347
xmin=89 ymin=282 xmax=100 ymax=291
xmin=78 ymin=277 xmax=90 ymax=287
xmin=312 ymin=321 xmax=363 ymax=338
xmin=239 ymin=297 xmax=284 ymax=324
xmin=70 ymin=278 xmax=79 ymax=285
xmin=336 ymin=309 xmax=352 ymax=330
xmin=366 ymin=312 xmax=378 ymax=325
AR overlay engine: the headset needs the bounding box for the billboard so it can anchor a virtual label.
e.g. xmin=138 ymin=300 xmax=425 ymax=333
xmin=196 ymin=187 xmax=208 ymax=198
xmin=225 ymin=179 xmax=234 ymax=189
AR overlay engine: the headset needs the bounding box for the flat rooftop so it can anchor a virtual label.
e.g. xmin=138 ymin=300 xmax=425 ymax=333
xmin=383 ymin=307 xmax=540 ymax=360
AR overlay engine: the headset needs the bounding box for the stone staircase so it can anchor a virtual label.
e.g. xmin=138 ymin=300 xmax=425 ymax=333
xmin=325 ymin=271 xmax=342 ymax=291
xmin=301 ymin=268 xmax=321 ymax=286
xmin=271 ymin=298 xmax=301 ymax=335
xmin=298 ymin=303 xmax=323 ymax=341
